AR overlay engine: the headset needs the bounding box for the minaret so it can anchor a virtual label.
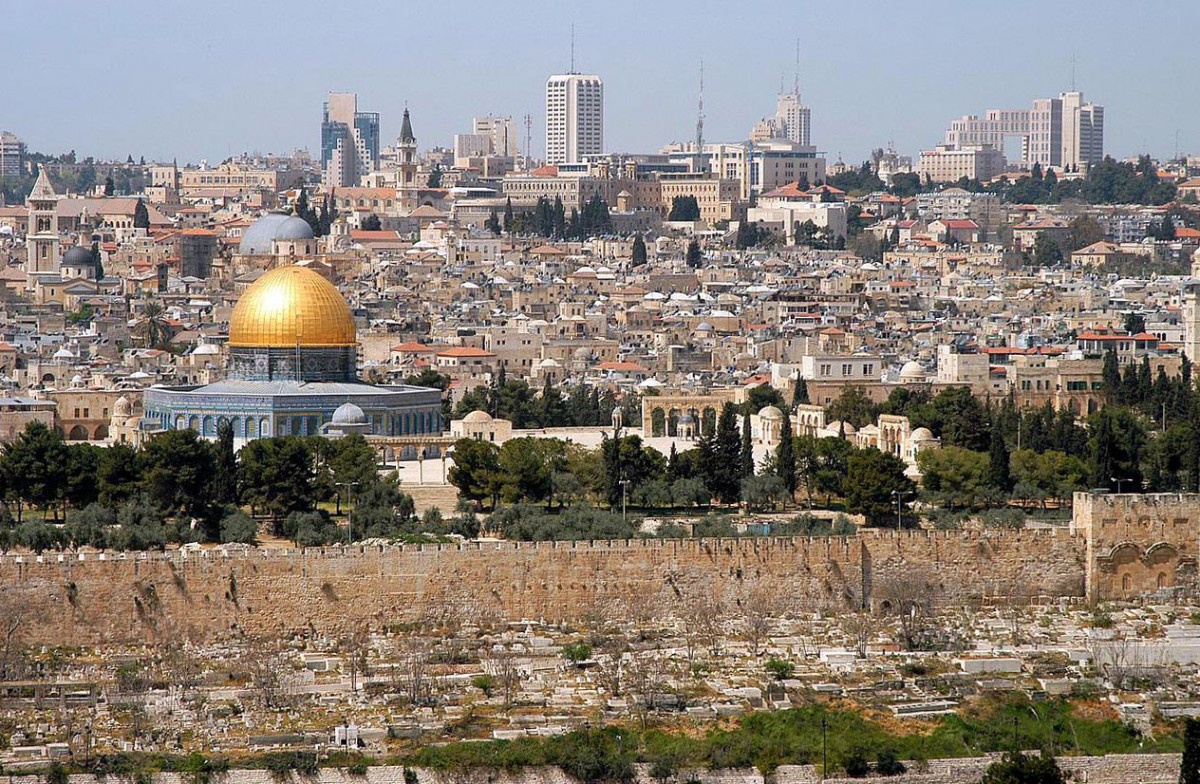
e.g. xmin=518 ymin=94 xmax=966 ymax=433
xmin=26 ymin=166 xmax=61 ymax=289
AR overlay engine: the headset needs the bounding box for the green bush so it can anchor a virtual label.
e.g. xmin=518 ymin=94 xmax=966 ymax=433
xmin=219 ymin=509 xmax=258 ymax=544
xmin=765 ymin=659 xmax=794 ymax=680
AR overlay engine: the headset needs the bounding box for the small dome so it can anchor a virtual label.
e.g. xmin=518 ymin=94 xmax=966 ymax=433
xmin=911 ymin=427 xmax=935 ymax=441
xmin=114 ymin=395 xmax=132 ymax=417
xmin=696 ymin=322 xmax=714 ymax=332
xmin=54 ymin=347 xmax=75 ymax=359
xmin=62 ymin=246 xmax=94 ymax=267
xmin=573 ymin=347 xmax=592 ymax=360
xmin=829 ymin=420 xmax=857 ymax=435
xmin=899 ymin=360 xmax=926 ymax=381
xmin=331 ymin=402 xmax=367 ymax=425
xmin=758 ymin=405 xmax=784 ymax=420
xmin=462 ymin=410 xmax=493 ymax=424
xmin=70 ymin=374 xmax=85 ymax=388
xmin=678 ymin=413 xmax=696 ymax=425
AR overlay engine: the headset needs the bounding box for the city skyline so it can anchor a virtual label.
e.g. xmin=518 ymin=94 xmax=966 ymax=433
xmin=4 ymin=0 xmax=1199 ymax=165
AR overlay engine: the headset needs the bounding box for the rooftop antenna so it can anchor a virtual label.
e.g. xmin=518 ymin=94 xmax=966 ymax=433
xmin=1070 ymin=52 xmax=1076 ymax=91
xmin=695 ymin=60 xmax=705 ymax=153
xmin=570 ymin=23 xmax=575 ymax=74
xmin=794 ymin=37 xmax=801 ymax=94
xmin=524 ymin=113 xmax=533 ymax=170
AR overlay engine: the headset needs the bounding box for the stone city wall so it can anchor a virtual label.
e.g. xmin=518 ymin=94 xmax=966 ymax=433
xmin=3 ymin=755 xmax=1184 ymax=784
xmin=2 ymin=530 xmax=1087 ymax=647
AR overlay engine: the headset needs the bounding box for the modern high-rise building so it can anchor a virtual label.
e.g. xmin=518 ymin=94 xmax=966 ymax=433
xmin=453 ymin=116 xmax=517 ymax=167
xmin=0 ymin=131 xmax=25 ymax=179
xmin=321 ymin=93 xmax=380 ymax=187
xmin=773 ymin=91 xmax=811 ymax=146
xmin=545 ymin=74 xmax=603 ymax=165
xmin=944 ymin=91 xmax=1103 ymax=170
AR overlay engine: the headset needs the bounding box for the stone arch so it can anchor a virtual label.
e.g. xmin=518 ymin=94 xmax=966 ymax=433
xmin=67 ymin=424 xmax=88 ymax=441
xmin=175 ymin=414 xmax=186 ymax=430
xmin=650 ymin=408 xmax=666 ymax=437
xmin=702 ymin=407 xmax=717 ymax=437
xmin=202 ymin=415 xmax=215 ymax=437
xmin=93 ymin=424 xmax=108 ymax=440
xmin=667 ymin=408 xmax=680 ymax=437
xmin=247 ymin=417 xmax=258 ymax=438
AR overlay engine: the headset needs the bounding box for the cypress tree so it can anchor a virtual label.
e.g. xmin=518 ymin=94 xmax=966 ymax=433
xmin=212 ymin=420 xmax=238 ymax=506
xmin=503 ymin=197 xmax=514 ymax=234
xmin=987 ymin=421 xmax=1012 ymax=493
xmin=776 ymin=413 xmax=796 ymax=496
xmin=133 ymin=198 xmax=150 ymax=229
xmin=739 ymin=411 xmax=754 ymax=479
xmin=793 ymin=377 xmax=810 ymax=407
xmin=631 ymin=234 xmax=647 ymax=266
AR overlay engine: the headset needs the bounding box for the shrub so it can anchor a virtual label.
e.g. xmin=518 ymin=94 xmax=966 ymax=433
xmin=765 ymin=659 xmax=795 ymax=680
xmin=219 ymin=510 xmax=258 ymax=544
xmin=843 ymin=748 xmax=871 ymax=778
xmin=471 ymin=674 xmax=495 ymax=696
xmin=563 ymin=643 xmax=593 ymax=665
xmin=875 ymin=749 xmax=906 ymax=776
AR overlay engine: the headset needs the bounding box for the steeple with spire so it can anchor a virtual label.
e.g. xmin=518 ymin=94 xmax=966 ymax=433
xmin=26 ymin=165 xmax=62 ymax=287
xmin=397 ymin=107 xmax=418 ymax=193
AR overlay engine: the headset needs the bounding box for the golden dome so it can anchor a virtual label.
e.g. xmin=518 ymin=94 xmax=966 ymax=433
xmin=228 ymin=266 xmax=357 ymax=348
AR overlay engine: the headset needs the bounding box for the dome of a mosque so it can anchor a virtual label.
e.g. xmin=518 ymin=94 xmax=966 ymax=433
xmin=228 ymin=266 xmax=356 ymax=348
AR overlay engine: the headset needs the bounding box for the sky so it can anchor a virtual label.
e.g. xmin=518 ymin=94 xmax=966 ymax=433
xmin=5 ymin=0 xmax=1199 ymax=166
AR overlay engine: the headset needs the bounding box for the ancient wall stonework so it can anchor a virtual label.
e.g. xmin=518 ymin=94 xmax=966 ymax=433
xmin=3 ymin=491 xmax=1195 ymax=647
xmin=4 ymin=532 xmax=1084 ymax=647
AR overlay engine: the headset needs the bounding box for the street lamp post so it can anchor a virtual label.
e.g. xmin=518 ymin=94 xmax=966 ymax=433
xmin=1112 ymin=476 xmax=1128 ymax=494
xmin=620 ymin=479 xmax=630 ymax=527
xmin=892 ymin=489 xmax=904 ymax=529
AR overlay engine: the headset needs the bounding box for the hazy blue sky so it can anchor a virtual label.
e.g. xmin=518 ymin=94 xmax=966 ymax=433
xmin=6 ymin=0 xmax=1198 ymax=165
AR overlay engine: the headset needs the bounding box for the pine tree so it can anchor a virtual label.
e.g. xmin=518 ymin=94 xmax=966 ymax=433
xmin=631 ymin=234 xmax=647 ymax=266
xmin=711 ymin=403 xmax=742 ymax=504
xmin=503 ymin=197 xmax=515 ymax=234
xmin=776 ymin=413 xmax=796 ymax=496
xmin=103 ymin=176 xmax=115 ymax=196
xmin=485 ymin=208 xmax=501 ymax=235
xmin=686 ymin=239 xmax=702 ymax=268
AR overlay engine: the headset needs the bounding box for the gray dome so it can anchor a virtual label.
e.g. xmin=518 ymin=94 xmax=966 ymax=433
xmin=275 ymin=216 xmax=315 ymax=241
xmin=331 ymin=402 xmax=367 ymax=425
xmin=238 ymin=213 xmax=313 ymax=254
xmin=62 ymin=246 xmax=94 ymax=267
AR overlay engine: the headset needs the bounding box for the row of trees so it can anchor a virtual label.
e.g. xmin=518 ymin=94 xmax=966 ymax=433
xmin=0 ymin=422 xmax=421 ymax=552
xmin=293 ymin=185 xmax=338 ymax=237
xmin=454 ymin=374 xmax=639 ymax=430
xmin=499 ymin=195 xmax=613 ymax=239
